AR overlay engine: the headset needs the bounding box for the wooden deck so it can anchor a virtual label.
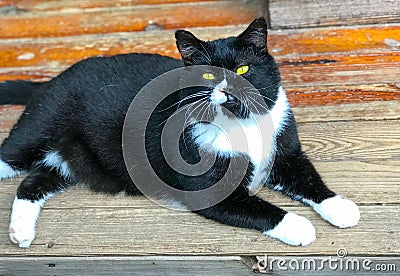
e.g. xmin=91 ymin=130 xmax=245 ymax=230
xmin=0 ymin=0 xmax=399 ymax=274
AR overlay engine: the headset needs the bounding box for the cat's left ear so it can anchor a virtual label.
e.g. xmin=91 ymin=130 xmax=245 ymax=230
xmin=175 ymin=30 xmax=204 ymax=65
xmin=238 ymin=17 xmax=268 ymax=51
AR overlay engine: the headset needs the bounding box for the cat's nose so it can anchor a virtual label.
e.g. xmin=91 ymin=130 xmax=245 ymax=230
xmin=210 ymin=89 xmax=228 ymax=104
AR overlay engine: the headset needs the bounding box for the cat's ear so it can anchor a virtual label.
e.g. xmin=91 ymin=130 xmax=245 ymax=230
xmin=238 ymin=17 xmax=268 ymax=51
xmin=175 ymin=30 xmax=204 ymax=64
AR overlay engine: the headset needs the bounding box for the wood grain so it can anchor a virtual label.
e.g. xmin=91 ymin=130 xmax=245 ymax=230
xmin=279 ymin=52 xmax=400 ymax=87
xmin=292 ymin=100 xmax=400 ymax=122
xmin=269 ymin=25 xmax=400 ymax=56
xmin=0 ymin=0 xmax=221 ymax=11
xmin=0 ymin=100 xmax=398 ymax=256
xmin=0 ymin=25 xmax=398 ymax=107
xmin=0 ymin=0 xmax=398 ymax=261
xmin=298 ymin=120 xmax=400 ymax=161
xmin=1 ymin=25 xmax=399 ymax=68
xmin=0 ymin=159 xmax=398 ymax=207
xmin=0 ymin=117 xmax=398 ymax=161
xmin=268 ymin=0 xmax=400 ymax=29
xmin=0 ymin=1 xmax=262 ymax=39
xmin=1 ymin=100 xmax=399 ymax=134
xmin=0 ymin=201 xmax=398 ymax=256
xmin=0 ymin=256 xmax=252 ymax=276
xmin=2 ymin=256 xmax=399 ymax=275
xmin=2 ymin=56 xmax=398 ymax=92
xmin=286 ymin=84 xmax=400 ymax=107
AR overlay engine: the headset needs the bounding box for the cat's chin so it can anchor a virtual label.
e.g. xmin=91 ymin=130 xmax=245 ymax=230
xmin=221 ymin=101 xmax=240 ymax=109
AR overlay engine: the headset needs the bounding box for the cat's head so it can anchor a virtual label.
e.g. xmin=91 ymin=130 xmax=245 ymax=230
xmin=175 ymin=17 xmax=281 ymax=119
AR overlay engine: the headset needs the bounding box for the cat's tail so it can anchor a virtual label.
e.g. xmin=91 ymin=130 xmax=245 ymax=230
xmin=0 ymin=80 xmax=42 ymax=105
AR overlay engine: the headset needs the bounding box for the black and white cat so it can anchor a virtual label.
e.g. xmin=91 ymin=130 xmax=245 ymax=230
xmin=0 ymin=18 xmax=359 ymax=248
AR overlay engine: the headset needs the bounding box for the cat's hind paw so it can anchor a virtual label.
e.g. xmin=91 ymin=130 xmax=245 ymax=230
xmin=264 ymin=212 xmax=316 ymax=246
xmin=310 ymin=195 xmax=360 ymax=228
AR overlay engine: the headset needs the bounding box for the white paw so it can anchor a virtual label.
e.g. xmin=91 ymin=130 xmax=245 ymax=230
xmin=9 ymin=197 xmax=43 ymax=248
xmin=9 ymin=223 xmax=35 ymax=248
xmin=312 ymin=196 xmax=360 ymax=228
xmin=264 ymin=213 xmax=316 ymax=246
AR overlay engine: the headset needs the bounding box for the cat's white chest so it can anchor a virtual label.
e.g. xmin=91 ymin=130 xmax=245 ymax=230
xmin=191 ymin=87 xmax=290 ymax=191
xmin=192 ymin=112 xmax=274 ymax=164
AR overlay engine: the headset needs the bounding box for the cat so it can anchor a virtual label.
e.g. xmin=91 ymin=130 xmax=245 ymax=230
xmin=0 ymin=18 xmax=360 ymax=248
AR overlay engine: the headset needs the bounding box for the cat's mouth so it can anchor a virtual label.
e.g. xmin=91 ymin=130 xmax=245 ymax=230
xmin=221 ymin=93 xmax=239 ymax=107
xmin=209 ymin=90 xmax=239 ymax=106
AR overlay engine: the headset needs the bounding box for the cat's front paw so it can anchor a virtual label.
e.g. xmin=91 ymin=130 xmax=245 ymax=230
xmin=312 ymin=195 xmax=360 ymax=228
xmin=9 ymin=223 xmax=35 ymax=248
xmin=264 ymin=212 xmax=316 ymax=246
xmin=9 ymin=197 xmax=41 ymax=248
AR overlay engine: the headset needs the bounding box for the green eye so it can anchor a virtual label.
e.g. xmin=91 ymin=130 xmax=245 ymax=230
xmin=236 ymin=65 xmax=249 ymax=75
xmin=202 ymin=73 xmax=215 ymax=80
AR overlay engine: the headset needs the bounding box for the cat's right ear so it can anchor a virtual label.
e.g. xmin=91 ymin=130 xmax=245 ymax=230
xmin=175 ymin=30 xmax=204 ymax=65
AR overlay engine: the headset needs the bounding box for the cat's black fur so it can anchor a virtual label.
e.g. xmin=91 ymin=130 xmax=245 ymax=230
xmin=0 ymin=18 xmax=352 ymax=247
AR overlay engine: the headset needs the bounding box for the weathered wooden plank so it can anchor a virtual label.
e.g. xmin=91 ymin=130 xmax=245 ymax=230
xmin=298 ymin=120 xmax=400 ymax=161
xmin=0 ymin=202 xmax=398 ymax=256
xmin=0 ymin=0 xmax=221 ymax=11
xmin=0 ymin=66 xmax=62 ymax=82
xmin=0 ymin=100 xmax=399 ymax=135
xmin=292 ymin=100 xmax=400 ymax=122
xmin=286 ymin=84 xmax=400 ymax=107
xmin=0 ymin=115 xmax=398 ymax=256
xmin=268 ymin=0 xmax=400 ymax=29
xmin=279 ymin=53 xmax=400 ymax=87
xmin=0 ymin=256 xmax=254 ymax=276
xmin=1 ymin=60 xmax=399 ymax=104
xmin=1 ymin=109 xmax=399 ymax=160
xmin=0 ymin=100 xmax=399 ymax=136
xmin=1 ymin=25 xmax=399 ymax=69
xmin=0 ymin=1 xmax=263 ymax=39
xmin=2 ymin=49 xmax=399 ymax=90
xmin=1 ymin=256 xmax=399 ymax=275
xmin=1 ymin=158 xmax=399 ymax=207
xmin=269 ymin=25 xmax=400 ymax=56
xmin=246 ymin=256 xmax=400 ymax=274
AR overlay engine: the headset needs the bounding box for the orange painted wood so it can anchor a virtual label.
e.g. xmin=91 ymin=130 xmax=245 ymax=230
xmin=0 ymin=0 xmax=219 ymax=10
xmin=268 ymin=26 xmax=400 ymax=56
xmin=0 ymin=34 xmax=180 ymax=68
xmin=0 ymin=74 xmax=397 ymax=109
xmin=278 ymin=52 xmax=400 ymax=86
xmin=1 ymin=52 xmax=398 ymax=87
xmin=1 ymin=25 xmax=399 ymax=69
xmin=0 ymin=1 xmax=262 ymax=39
xmin=0 ymin=69 xmax=58 ymax=82
xmin=286 ymin=84 xmax=400 ymax=107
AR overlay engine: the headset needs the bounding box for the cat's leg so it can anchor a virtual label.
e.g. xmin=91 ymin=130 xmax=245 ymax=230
xmin=9 ymin=167 xmax=74 ymax=248
xmin=0 ymin=140 xmax=24 ymax=180
xmin=195 ymin=188 xmax=316 ymax=246
xmin=268 ymin=150 xmax=360 ymax=228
